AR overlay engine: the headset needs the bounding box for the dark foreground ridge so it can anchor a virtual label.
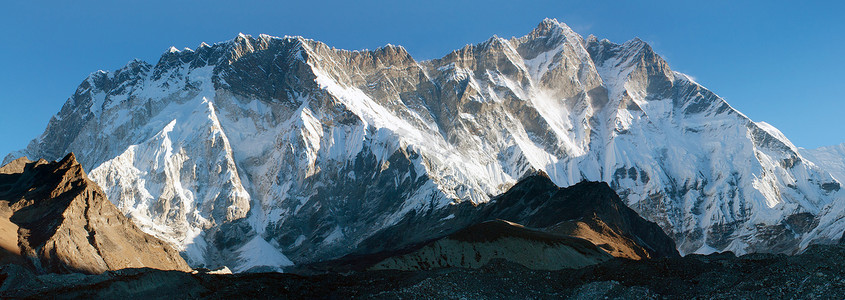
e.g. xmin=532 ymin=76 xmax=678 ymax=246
xmin=2 ymin=244 xmax=843 ymax=299
xmin=300 ymin=172 xmax=679 ymax=273
xmin=0 ymin=154 xmax=190 ymax=274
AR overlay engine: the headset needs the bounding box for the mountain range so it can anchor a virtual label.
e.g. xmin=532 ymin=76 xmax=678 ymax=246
xmin=4 ymin=18 xmax=845 ymax=272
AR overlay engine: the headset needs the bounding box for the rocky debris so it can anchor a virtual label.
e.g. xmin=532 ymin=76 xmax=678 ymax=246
xmin=0 ymin=154 xmax=191 ymax=274
xmin=3 ymin=244 xmax=843 ymax=299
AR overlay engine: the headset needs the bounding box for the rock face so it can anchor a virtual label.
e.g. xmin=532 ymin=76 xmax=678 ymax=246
xmin=5 ymin=18 xmax=845 ymax=270
xmin=0 ymin=153 xmax=191 ymax=274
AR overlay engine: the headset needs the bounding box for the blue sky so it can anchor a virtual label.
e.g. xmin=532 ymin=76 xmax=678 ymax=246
xmin=1 ymin=1 xmax=843 ymax=158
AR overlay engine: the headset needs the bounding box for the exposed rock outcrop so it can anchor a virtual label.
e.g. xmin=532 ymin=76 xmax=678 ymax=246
xmin=0 ymin=153 xmax=191 ymax=274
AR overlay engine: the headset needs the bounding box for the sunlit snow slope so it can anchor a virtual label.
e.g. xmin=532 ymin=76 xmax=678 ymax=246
xmin=6 ymin=19 xmax=845 ymax=271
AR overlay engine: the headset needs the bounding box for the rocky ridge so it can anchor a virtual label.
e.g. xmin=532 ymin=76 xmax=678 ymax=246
xmin=302 ymin=175 xmax=677 ymax=273
xmin=0 ymin=153 xmax=190 ymax=274
xmin=363 ymin=173 xmax=679 ymax=262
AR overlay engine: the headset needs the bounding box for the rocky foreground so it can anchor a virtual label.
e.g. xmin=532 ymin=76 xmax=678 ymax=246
xmin=1 ymin=244 xmax=843 ymax=299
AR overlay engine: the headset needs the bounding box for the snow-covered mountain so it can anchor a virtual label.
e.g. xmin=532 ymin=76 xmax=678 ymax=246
xmin=798 ymin=143 xmax=845 ymax=247
xmin=6 ymin=19 xmax=845 ymax=271
xmin=801 ymin=144 xmax=845 ymax=184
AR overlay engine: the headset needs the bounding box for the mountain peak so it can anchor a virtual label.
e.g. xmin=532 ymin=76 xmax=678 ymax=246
xmin=539 ymin=18 xmax=563 ymax=30
xmin=528 ymin=18 xmax=574 ymax=38
xmin=624 ymin=37 xmax=652 ymax=51
xmin=57 ymin=152 xmax=78 ymax=168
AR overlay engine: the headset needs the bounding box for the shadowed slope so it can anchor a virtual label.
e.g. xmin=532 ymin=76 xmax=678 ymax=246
xmin=302 ymin=173 xmax=678 ymax=272
xmin=473 ymin=172 xmax=679 ymax=259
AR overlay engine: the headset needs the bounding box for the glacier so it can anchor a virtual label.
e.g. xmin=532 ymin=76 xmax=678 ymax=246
xmin=5 ymin=19 xmax=845 ymax=271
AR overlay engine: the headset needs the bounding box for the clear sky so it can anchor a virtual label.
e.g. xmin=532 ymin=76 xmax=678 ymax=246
xmin=1 ymin=1 xmax=843 ymax=158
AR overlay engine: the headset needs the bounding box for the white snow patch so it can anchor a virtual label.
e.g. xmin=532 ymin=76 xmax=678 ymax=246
xmin=234 ymin=236 xmax=294 ymax=273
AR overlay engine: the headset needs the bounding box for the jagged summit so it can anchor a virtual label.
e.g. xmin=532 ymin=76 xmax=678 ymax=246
xmin=531 ymin=18 xmax=571 ymax=36
xmin=104 ymin=18 xmax=590 ymax=90
xmin=6 ymin=19 xmax=845 ymax=272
